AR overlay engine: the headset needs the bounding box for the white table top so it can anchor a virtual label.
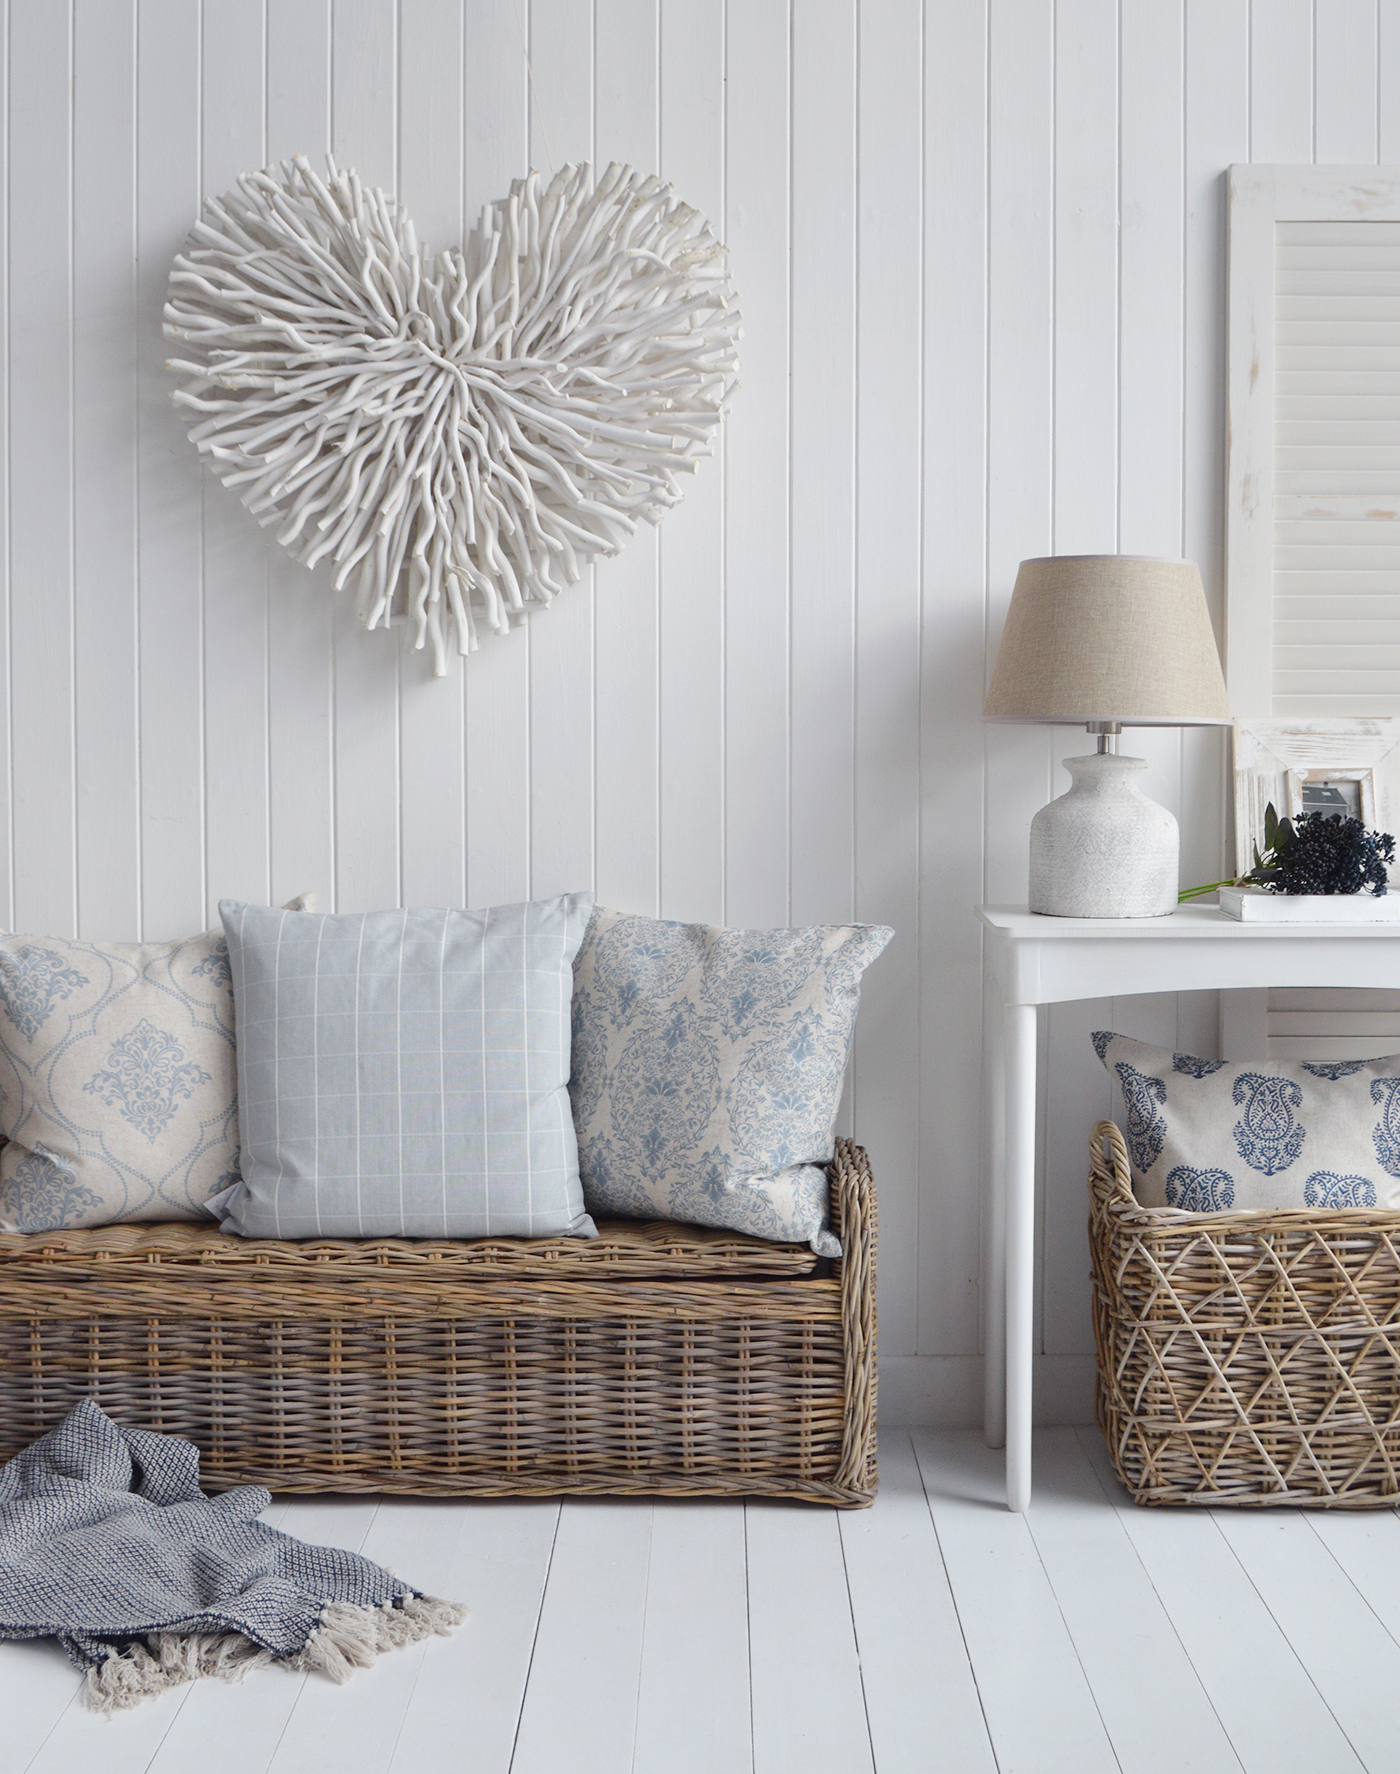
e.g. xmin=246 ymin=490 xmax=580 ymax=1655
xmin=976 ymin=903 xmax=1400 ymax=1002
xmin=978 ymin=903 xmax=1400 ymax=940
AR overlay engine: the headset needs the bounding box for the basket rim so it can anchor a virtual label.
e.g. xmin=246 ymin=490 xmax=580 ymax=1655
xmin=1090 ymin=1119 xmax=1400 ymax=1232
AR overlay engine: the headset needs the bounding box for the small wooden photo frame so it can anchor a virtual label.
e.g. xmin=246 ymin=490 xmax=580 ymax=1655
xmin=1232 ymin=718 xmax=1400 ymax=876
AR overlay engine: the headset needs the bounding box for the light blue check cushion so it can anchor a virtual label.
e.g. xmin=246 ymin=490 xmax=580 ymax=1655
xmin=0 ymin=929 xmax=243 ymax=1231
xmin=570 ymin=908 xmax=894 ymax=1255
xmin=1094 ymin=1030 xmax=1400 ymax=1211
xmin=219 ymin=895 xmax=597 ymax=1240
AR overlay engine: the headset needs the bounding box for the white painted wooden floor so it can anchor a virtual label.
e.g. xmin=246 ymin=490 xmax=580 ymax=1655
xmin=7 ymin=1427 xmax=1400 ymax=1774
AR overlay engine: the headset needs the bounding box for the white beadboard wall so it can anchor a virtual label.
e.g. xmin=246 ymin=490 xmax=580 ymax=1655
xmin=1 ymin=0 xmax=1395 ymax=1426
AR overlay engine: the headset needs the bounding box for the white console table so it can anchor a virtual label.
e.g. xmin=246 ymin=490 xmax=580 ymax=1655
xmin=977 ymin=902 xmax=1400 ymax=1512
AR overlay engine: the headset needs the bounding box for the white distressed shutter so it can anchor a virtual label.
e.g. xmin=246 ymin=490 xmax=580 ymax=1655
xmin=1273 ymin=219 xmax=1400 ymax=716
xmin=1226 ymin=181 xmax=1400 ymax=1062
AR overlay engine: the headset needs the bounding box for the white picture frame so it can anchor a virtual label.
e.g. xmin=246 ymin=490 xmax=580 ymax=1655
xmin=1232 ymin=717 xmax=1400 ymax=876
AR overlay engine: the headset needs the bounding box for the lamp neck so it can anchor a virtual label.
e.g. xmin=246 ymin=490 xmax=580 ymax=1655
xmin=1087 ymin=720 xmax=1122 ymax=755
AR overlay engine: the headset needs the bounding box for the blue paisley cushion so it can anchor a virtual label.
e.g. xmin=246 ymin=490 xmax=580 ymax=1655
xmin=1094 ymin=1031 xmax=1400 ymax=1212
xmin=218 ymin=894 xmax=596 ymax=1240
xmin=570 ymin=908 xmax=894 ymax=1254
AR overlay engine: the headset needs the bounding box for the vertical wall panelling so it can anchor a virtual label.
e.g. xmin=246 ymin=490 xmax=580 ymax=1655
xmin=722 ymin=0 xmax=790 ymax=929
xmin=1383 ymin=0 xmax=1400 ymax=156
xmin=855 ymin=0 xmax=922 ymax=1358
xmin=789 ymin=0 xmax=856 ymax=932
xmin=460 ymin=0 xmax=529 ymax=911
xmin=1316 ymin=0 xmax=1380 ymax=162
xmin=657 ymin=0 xmax=724 ymax=926
xmin=1041 ymin=0 xmax=1122 ymax=1363
xmin=0 ymin=2 xmax=11 ymax=932
xmin=201 ymin=0 xmax=271 ymax=921
xmin=9 ymin=2 xmax=75 ymax=937
xmin=330 ymin=0 xmax=402 ymax=912
xmin=918 ymin=0 xmax=986 ymax=1365
xmin=593 ymin=0 xmax=661 ymax=917
xmin=7 ymin=0 xmax=1383 ymax=1423
xmin=526 ymin=0 xmax=596 ymax=903
xmin=137 ymin=0 xmax=206 ymax=941
xmin=1250 ymin=0 xmax=1316 ymax=161
xmin=265 ymin=0 xmax=336 ymax=914
xmin=397 ymin=0 xmax=467 ymax=911
xmin=983 ymin=0 xmax=1055 ymax=1391
xmin=73 ymin=0 xmax=139 ymax=941
xmin=1121 ymin=3 xmax=1186 ymax=558
xmin=982 ymin=0 xmax=1054 ymax=912
xmin=1180 ymin=1 xmax=1245 ymax=899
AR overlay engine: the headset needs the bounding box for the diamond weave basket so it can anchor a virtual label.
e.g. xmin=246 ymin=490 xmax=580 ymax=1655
xmin=1090 ymin=1118 xmax=1400 ymax=1506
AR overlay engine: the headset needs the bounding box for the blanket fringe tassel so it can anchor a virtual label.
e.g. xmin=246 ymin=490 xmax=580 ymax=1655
xmin=84 ymin=1594 xmax=468 ymax=1713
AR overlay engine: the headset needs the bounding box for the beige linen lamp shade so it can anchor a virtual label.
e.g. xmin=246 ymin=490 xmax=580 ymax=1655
xmin=983 ymin=555 xmax=1231 ymax=726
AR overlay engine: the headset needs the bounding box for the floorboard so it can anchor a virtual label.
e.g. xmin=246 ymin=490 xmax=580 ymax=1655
xmin=508 ymin=1500 xmax=654 ymax=1774
xmin=1212 ymin=1506 xmax=1400 ymax=1774
xmin=8 ymin=1435 xmax=1400 ymax=1773
xmin=386 ymin=1498 xmax=560 ymax=1774
xmin=839 ymin=1430 xmax=997 ymax=1774
xmin=1303 ymin=1506 xmax=1400 ymax=1647
xmin=746 ymin=1496 xmax=875 ymax=1774
xmin=1027 ymin=1429 xmax=1242 ymax=1774
xmin=631 ymin=1501 xmax=753 ymax=1774
xmin=913 ymin=1430 xmax=1119 ymax=1774
xmin=0 ymin=1642 xmax=87 ymax=1774
xmin=1079 ymin=1430 xmax=1367 ymax=1774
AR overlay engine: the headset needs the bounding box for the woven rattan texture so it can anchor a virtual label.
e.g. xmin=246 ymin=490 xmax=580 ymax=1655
xmin=0 ymin=1218 xmax=818 ymax=1280
xmin=0 ymin=1141 xmax=877 ymax=1506
xmin=1091 ymin=1119 xmax=1400 ymax=1507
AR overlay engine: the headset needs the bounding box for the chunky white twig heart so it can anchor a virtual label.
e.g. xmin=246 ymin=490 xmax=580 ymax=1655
xmin=164 ymin=156 xmax=740 ymax=674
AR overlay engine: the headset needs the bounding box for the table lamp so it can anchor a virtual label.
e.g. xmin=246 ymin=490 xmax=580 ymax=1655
xmin=983 ymin=555 xmax=1232 ymax=917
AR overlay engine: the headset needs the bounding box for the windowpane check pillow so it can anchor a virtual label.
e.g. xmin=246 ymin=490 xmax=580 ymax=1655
xmin=570 ymin=907 xmax=894 ymax=1255
xmin=1095 ymin=1030 xmax=1400 ymax=1211
xmin=218 ymin=894 xmax=597 ymax=1240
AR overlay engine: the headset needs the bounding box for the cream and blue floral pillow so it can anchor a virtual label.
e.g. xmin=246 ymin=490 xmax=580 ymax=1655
xmin=0 ymin=899 xmax=313 ymax=1233
xmin=1094 ymin=1031 xmax=1400 ymax=1212
xmin=570 ymin=907 xmax=894 ymax=1254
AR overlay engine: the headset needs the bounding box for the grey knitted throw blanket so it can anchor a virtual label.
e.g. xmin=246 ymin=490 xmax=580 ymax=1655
xmin=0 ymin=1399 xmax=465 ymax=1710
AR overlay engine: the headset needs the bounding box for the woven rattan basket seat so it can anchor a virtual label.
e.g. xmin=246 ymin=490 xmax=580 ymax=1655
xmin=1091 ymin=1118 xmax=1400 ymax=1507
xmin=0 ymin=1217 xmax=820 ymax=1280
xmin=0 ymin=1140 xmax=877 ymax=1506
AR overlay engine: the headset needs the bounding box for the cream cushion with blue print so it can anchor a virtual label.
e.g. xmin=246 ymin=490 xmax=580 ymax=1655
xmin=0 ymin=896 xmax=314 ymax=1233
xmin=1093 ymin=1030 xmax=1400 ymax=1211
xmin=570 ymin=907 xmax=894 ymax=1255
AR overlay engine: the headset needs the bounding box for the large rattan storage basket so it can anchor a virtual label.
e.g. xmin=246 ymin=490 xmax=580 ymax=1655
xmin=0 ymin=1140 xmax=877 ymax=1507
xmin=1091 ymin=1119 xmax=1400 ymax=1506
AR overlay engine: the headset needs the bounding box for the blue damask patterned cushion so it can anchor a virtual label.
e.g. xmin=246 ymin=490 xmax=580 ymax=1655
xmin=570 ymin=908 xmax=894 ymax=1254
xmin=1094 ymin=1031 xmax=1400 ymax=1212
xmin=218 ymin=894 xmax=597 ymax=1240
xmin=0 ymin=932 xmax=241 ymax=1231
xmin=0 ymin=898 xmax=316 ymax=1232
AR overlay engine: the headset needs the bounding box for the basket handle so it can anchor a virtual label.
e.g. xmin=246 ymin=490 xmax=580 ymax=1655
xmin=1090 ymin=1119 xmax=1133 ymax=1208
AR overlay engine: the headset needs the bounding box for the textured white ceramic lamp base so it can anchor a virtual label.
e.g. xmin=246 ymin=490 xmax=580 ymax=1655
xmin=1028 ymin=752 xmax=1178 ymax=918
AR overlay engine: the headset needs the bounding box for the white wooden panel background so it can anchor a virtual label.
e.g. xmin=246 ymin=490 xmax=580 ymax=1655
xmin=1 ymin=0 xmax=1394 ymax=1424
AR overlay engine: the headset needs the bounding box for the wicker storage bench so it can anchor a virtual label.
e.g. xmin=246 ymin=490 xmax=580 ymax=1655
xmin=1091 ymin=1119 xmax=1400 ymax=1507
xmin=0 ymin=1140 xmax=876 ymax=1507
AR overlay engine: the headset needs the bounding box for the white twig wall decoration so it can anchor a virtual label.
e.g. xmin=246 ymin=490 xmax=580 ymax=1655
xmin=164 ymin=157 xmax=740 ymax=673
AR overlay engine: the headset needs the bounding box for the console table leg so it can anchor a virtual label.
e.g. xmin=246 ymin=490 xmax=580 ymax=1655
xmin=983 ymin=972 xmax=1007 ymax=1449
xmin=1005 ymin=1001 xmax=1036 ymax=1512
